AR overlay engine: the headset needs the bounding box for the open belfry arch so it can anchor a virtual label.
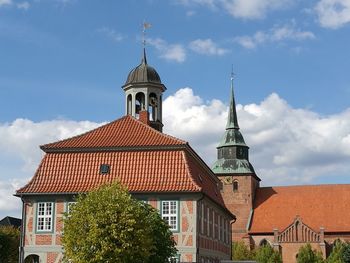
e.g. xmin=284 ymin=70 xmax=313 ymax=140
xmin=122 ymin=48 xmax=165 ymax=132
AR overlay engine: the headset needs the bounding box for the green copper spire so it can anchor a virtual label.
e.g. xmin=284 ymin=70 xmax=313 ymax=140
xmin=211 ymin=72 xmax=256 ymax=175
xmin=226 ymin=72 xmax=239 ymax=130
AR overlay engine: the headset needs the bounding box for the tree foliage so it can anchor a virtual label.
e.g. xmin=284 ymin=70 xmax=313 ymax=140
xmin=327 ymin=240 xmax=345 ymax=263
xmin=232 ymin=241 xmax=253 ymax=260
xmin=342 ymin=243 xmax=350 ymax=263
xmin=62 ymin=181 xmax=177 ymax=263
xmin=254 ymin=244 xmax=282 ymax=263
xmin=0 ymin=226 xmax=20 ymax=263
xmin=232 ymin=241 xmax=282 ymax=263
xmin=297 ymin=243 xmax=324 ymax=263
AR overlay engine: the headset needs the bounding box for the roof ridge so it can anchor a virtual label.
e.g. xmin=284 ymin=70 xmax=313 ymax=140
xmin=40 ymin=115 xmax=187 ymax=151
xmin=40 ymin=117 xmax=125 ymax=150
xmin=131 ymin=116 xmax=187 ymax=144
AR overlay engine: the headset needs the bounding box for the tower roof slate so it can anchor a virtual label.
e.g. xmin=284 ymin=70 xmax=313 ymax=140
xmin=212 ymin=77 xmax=256 ymax=175
xmin=124 ymin=49 xmax=162 ymax=85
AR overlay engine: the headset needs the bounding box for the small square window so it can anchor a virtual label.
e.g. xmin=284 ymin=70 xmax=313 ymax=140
xmin=100 ymin=164 xmax=110 ymax=174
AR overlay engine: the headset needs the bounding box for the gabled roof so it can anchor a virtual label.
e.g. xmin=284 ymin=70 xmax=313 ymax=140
xmin=41 ymin=115 xmax=186 ymax=151
xmin=249 ymin=185 xmax=350 ymax=233
xmin=0 ymin=216 xmax=21 ymax=228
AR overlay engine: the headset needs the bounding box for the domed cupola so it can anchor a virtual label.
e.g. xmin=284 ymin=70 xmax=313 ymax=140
xmin=122 ymin=48 xmax=166 ymax=132
xmin=125 ymin=50 xmax=162 ymax=85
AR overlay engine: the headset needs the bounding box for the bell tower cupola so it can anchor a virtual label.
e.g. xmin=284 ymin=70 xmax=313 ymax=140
xmin=122 ymin=48 xmax=166 ymax=132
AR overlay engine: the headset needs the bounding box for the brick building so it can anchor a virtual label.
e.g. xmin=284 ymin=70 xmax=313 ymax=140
xmin=16 ymin=50 xmax=235 ymax=263
xmin=212 ymin=74 xmax=350 ymax=263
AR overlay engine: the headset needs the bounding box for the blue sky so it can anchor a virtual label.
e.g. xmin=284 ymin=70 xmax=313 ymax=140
xmin=1 ymin=0 xmax=350 ymax=218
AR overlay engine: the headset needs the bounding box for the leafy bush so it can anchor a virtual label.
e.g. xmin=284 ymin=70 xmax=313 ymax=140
xmin=0 ymin=226 xmax=20 ymax=263
xmin=62 ymin=181 xmax=177 ymax=263
xmin=254 ymin=244 xmax=282 ymax=263
xmin=232 ymin=241 xmax=253 ymax=260
xmin=297 ymin=243 xmax=324 ymax=263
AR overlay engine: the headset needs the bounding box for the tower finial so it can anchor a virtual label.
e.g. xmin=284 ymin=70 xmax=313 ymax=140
xmin=141 ymin=21 xmax=151 ymax=64
xmin=226 ymin=66 xmax=239 ymax=130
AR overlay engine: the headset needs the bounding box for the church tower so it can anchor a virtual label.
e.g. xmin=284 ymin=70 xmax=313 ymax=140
xmin=122 ymin=48 xmax=166 ymax=132
xmin=212 ymin=74 xmax=260 ymax=242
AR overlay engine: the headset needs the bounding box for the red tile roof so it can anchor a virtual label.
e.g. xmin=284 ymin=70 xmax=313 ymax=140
xmin=249 ymin=185 xmax=350 ymax=233
xmin=17 ymin=115 xmax=232 ymax=216
xmin=41 ymin=115 xmax=186 ymax=151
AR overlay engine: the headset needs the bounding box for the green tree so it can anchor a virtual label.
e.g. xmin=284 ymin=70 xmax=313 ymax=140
xmin=0 ymin=226 xmax=20 ymax=263
xmin=297 ymin=243 xmax=324 ymax=263
xmin=62 ymin=181 xmax=176 ymax=263
xmin=254 ymin=244 xmax=282 ymax=263
xmin=342 ymin=243 xmax=350 ymax=263
xmin=327 ymin=240 xmax=345 ymax=263
xmin=232 ymin=241 xmax=253 ymax=260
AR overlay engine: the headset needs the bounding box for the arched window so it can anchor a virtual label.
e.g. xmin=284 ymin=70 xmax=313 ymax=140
xmin=233 ymin=180 xmax=238 ymax=191
xmin=24 ymin=254 xmax=40 ymax=263
xmin=135 ymin=92 xmax=145 ymax=117
xmin=149 ymin=93 xmax=158 ymax=121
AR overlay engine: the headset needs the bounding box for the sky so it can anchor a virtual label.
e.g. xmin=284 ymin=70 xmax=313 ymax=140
xmin=1 ymin=0 xmax=350 ymax=219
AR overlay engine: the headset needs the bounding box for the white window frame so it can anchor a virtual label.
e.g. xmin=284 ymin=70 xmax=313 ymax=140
xmin=36 ymin=202 xmax=54 ymax=232
xmin=161 ymin=200 xmax=179 ymax=231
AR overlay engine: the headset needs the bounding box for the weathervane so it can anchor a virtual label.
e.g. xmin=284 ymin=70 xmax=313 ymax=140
xmin=142 ymin=21 xmax=152 ymax=47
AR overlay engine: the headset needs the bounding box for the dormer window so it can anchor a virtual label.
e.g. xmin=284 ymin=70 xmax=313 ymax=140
xmin=100 ymin=164 xmax=110 ymax=174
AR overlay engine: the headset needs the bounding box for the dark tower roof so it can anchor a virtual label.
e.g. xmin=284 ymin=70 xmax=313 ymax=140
xmin=217 ymin=75 xmax=247 ymax=149
xmin=124 ymin=48 xmax=162 ymax=85
xmin=212 ymin=75 xmax=257 ymax=176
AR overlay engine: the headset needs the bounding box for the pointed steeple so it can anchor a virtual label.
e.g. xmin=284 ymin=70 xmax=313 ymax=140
xmin=226 ymin=73 xmax=239 ymax=130
xmin=211 ymin=73 xmax=257 ymax=176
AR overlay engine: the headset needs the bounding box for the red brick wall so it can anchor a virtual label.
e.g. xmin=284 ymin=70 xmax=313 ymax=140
xmin=219 ymin=174 xmax=258 ymax=241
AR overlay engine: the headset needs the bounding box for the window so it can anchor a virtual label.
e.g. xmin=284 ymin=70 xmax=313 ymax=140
xmin=201 ymin=202 xmax=204 ymax=234
xmin=100 ymin=164 xmax=110 ymax=174
xmin=37 ymin=202 xmax=53 ymax=232
xmin=233 ymin=180 xmax=238 ymax=191
xmin=162 ymin=201 xmax=178 ymax=231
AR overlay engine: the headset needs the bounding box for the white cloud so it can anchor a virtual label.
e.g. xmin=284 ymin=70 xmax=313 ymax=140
xmin=163 ymin=88 xmax=350 ymax=186
xmin=189 ymin=38 xmax=229 ymax=56
xmin=235 ymin=22 xmax=315 ymax=49
xmin=175 ymin=0 xmax=294 ymax=19
xmin=2 ymin=89 xmax=350 ymax=217
xmin=221 ymin=0 xmax=294 ymax=19
xmin=315 ymin=0 xmax=350 ymax=29
xmin=0 ymin=119 xmax=103 ymax=218
xmin=147 ymin=37 xmax=186 ymax=63
xmin=16 ymin=1 xmax=30 ymax=10
xmin=97 ymin=27 xmax=124 ymax=42
xmin=0 ymin=0 xmax=12 ymax=7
